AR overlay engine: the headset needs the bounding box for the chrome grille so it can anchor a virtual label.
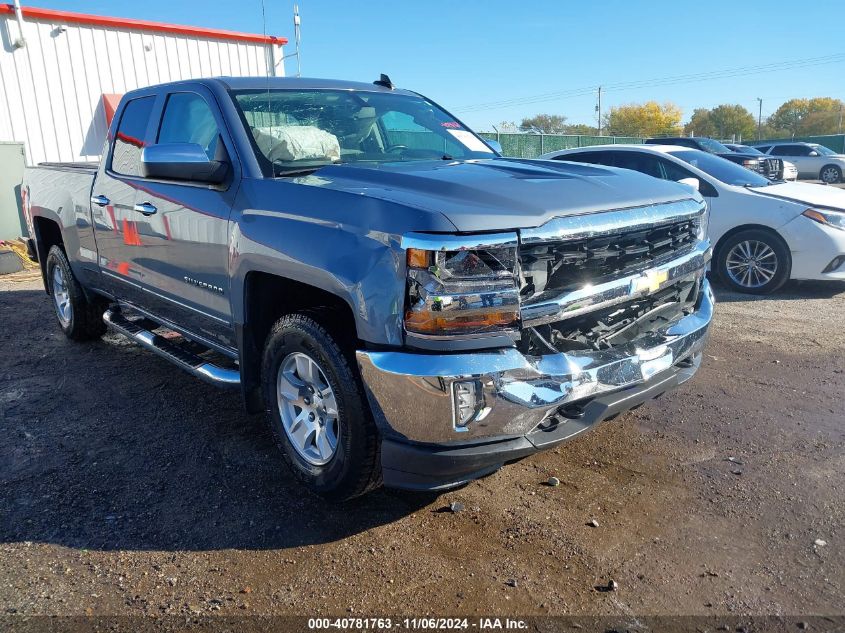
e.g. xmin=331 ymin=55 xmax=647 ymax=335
xmin=520 ymin=216 xmax=699 ymax=301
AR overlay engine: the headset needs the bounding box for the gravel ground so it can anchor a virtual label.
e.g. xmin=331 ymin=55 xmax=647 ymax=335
xmin=0 ymin=271 xmax=843 ymax=623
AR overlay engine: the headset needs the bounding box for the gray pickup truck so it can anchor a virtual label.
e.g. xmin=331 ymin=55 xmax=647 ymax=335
xmin=22 ymin=76 xmax=714 ymax=499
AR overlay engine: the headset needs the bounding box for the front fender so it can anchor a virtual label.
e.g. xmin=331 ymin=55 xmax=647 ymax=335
xmin=230 ymin=178 xmax=455 ymax=346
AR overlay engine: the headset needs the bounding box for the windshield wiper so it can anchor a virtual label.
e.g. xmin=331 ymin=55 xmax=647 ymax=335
xmin=274 ymin=162 xmax=343 ymax=178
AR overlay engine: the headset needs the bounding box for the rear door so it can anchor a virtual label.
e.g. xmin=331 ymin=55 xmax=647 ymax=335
xmin=91 ymin=93 xmax=158 ymax=300
xmin=770 ymin=144 xmax=813 ymax=177
xmin=93 ymin=85 xmax=240 ymax=351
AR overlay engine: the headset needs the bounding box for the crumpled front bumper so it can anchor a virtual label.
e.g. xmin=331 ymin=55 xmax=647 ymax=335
xmin=356 ymin=279 xmax=714 ymax=447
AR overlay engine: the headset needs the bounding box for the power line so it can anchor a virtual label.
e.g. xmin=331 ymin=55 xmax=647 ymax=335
xmin=455 ymin=53 xmax=845 ymax=114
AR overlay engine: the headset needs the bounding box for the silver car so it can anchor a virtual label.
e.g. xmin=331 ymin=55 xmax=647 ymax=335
xmin=755 ymin=142 xmax=845 ymax=184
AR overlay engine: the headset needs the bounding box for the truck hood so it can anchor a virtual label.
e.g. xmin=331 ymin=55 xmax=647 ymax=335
xmin=747 ymin=181 xmax=845 ymax=211
xmin=296 ymin=158 xmax=700 ymax=232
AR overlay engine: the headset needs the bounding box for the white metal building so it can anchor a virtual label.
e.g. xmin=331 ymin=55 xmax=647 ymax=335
xmin=0 ymin=3 xmax=288 ymax=166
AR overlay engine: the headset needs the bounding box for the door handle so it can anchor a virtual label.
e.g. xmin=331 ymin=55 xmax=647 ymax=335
xmin=133 ymin=201 xmax=157 ymax=216
xmin=90 ymin=194 xmax=110 ymax=207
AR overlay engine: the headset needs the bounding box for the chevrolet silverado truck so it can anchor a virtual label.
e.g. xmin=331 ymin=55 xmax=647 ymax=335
xmin=22 ymin=76 xmax=714 ymax=500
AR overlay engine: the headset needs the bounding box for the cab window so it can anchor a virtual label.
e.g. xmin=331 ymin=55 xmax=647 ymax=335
xmin=111 ymin=96 xmax=155 ymax=177
xmin=157 ymin=92 xmax=221 ymax=159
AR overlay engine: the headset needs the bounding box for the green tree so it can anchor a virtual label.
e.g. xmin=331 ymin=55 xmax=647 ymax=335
xmin=563 ymin=123 xmax=597 ymax=135
xmin=519 ymin=114 xmax=569 ymax=134
xmin=684 ymin=108 xmax=716 ymax=137
xmin=604 ymin=102 xmax=683 ymax=137
xmin=768 ymin=99 xmax=810 ymax=137
xmin=767 ymin=98 xmax=844 ymax=137
xmin=709 ymin=104 xmax=756 ymax=140
xmin=684 ymin=105 xmax=756 ymax=140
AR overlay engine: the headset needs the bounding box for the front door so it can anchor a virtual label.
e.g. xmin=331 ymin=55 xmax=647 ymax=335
xmin=92 ymin=86 xmax=238 ymax=351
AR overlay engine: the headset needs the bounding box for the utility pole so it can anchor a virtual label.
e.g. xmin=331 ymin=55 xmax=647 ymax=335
xmin=839 ymin=103 xmax=843 ymax=134
xmin=757 ymin=98 xmax=763 ymax=140
xmin=293 ymin=4 xmax=301 ymax=77
xmin=596 ymin=86 xmax=603 ymax=136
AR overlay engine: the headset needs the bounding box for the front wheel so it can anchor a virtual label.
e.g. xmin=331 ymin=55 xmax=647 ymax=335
xmin=716 ymin=229 xmax=791 ymax=295
xmin=261 ymin=312 xmax=381 ymax=500
xmin=45 ymin=246 xmax=107 ymax=340
xmin=819 ymin=164 xmax=842 ymax=184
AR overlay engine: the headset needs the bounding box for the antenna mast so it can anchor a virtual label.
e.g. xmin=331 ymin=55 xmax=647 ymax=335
xmin=293 ymin=4 xmax=301 ymax=77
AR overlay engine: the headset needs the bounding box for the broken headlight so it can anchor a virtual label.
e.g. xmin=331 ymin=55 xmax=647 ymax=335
xmin=404 ymin=233 xmax=520 ymax=337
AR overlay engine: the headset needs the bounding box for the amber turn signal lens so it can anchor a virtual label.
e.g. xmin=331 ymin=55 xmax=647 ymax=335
xmin=404 ymin=309 xmax=518 ymax=334
xmin=802 ymin=209 xmax=827 ymax=224
xmin=406 ymin=248 xmax=432 ymax=269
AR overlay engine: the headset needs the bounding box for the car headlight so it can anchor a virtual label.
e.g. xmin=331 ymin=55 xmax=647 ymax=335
xmin=404 ymin=233 xmax=520 ymax=336
xmin=803 ymin=208 xmax=845 ymax=231
xmin=697 ymin=202 xmax=710 ymax=240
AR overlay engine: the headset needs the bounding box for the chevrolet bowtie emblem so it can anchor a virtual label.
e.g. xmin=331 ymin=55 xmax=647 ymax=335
xmin=630 ymin=269 xmax=669 ymax=295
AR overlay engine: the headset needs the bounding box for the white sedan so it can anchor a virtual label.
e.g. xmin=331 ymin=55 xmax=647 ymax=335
xmin=540 ymin=144 xmax=845 ymax=294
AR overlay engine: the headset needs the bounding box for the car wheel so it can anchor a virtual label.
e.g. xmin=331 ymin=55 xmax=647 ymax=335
xmin=45 ymin=245 xmax=107 ymax=340
xmin=261 ymin=312 xmax=381 ymax=500
xmin=716 ymin=229 xmax=791 ymax=295
xmin=819 ymin=164 xmax=842 ymax=184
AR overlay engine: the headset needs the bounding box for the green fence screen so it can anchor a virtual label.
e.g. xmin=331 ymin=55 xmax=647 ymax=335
xmin=750 ymin=134 xmax=845 ymax=154
xmin=478 ymin=133 xmax=644 ymax=158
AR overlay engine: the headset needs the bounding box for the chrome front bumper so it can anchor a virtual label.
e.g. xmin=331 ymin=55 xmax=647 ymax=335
xmin=357 ymin=279 xmax=714 ymax=445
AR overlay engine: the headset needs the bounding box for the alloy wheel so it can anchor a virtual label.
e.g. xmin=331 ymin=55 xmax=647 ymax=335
xmin=725 ymin=240 xmax=778 ymax=289
xmin=51 ymin=265 xmax=72 ymax=326
xmin=820 ymin=166 xmax=840 ymax=184
xmin=276 ymin=352 xmax=340 ymax=466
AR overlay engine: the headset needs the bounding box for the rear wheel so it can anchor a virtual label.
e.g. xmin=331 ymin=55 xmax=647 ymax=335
xmin=716 ymin=229 xmax=791 ymax=295
xmin=820 ymin=165 xmax=842 ymax=184
xmin=45 ymin=246 xmax=107 ymax=340
xmin=261 ymin=312 xmax=381 ymax=500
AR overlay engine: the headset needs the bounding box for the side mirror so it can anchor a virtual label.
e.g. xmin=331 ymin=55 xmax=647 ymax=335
xmin=809 ymin=151 xmax=819 ymax=157
xmin=485 ymin=139 xmax=503 ymax=154
xmin=678 ymin=177 xmax=700 ymax=192
xmin=141 ymin=143 xmax=228 ymax=184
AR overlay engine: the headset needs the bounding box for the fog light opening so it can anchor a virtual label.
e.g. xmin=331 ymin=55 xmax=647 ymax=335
xmin=452 ymin=379 xmax=486 ymax=431
xmin=559 ymin=403 xmax=586 ymax=420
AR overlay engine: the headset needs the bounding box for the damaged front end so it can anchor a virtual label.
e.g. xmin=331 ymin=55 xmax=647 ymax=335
xmin=518 ymin=198 xmax=709 ymax=356
xmin=357 ymin=197 xmax=713 ymax=447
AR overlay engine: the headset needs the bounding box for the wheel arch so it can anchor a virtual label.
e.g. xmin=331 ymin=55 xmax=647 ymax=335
xmin=32 ymin=216 xmax=64 ymax=294
xmin=712 ymin=223 xmax=791 ymax=265
xmin=238 ymin=270 xmax=360 ymax=414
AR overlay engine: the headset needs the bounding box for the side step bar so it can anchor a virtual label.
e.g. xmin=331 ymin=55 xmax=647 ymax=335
xmin=103 ymin=309 xmax=240 ymax=388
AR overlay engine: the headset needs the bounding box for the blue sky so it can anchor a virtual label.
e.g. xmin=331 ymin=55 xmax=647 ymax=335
xmin=36 ymin=0 xmax=845 ymax=131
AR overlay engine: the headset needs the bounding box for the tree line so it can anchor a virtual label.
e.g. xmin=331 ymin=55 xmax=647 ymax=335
xmin=507 ymin=98 xmax=845 ymax=140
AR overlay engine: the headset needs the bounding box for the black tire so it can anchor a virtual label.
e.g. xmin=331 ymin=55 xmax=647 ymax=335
xmin=261 ymin=312 xmax=381 ymax=500
xmin=716 ymin=229 xmax=791 ymax=295
xmin=45 ymin=246 xmax=107 ymax=340
xmin=819 ymin=164 xmax=842 ymax=184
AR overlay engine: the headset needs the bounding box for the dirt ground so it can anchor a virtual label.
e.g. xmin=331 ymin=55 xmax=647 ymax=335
xmin=0 ymin=271 xmax=843 ymax=624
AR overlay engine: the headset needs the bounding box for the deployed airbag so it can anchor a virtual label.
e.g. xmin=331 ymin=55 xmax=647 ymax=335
xmin=253 ymin=125 xmax=341 ymax=163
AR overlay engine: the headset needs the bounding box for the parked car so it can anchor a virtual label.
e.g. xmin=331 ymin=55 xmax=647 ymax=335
xmin=724 ymin=143 xmax=797 ymax=181
xmin=645 ymin=137 xmax=782 ymax=180
xmin=540 ymin=144 xmax=845 ymax=294
xmin=21 ymin=77 xmax=714 ymax=500
xmin=753 ymin=142 xmax=845 ymax=184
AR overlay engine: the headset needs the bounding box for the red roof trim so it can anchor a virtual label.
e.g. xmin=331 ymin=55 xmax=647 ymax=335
xmin=0 ymin=4 xmax=287 ymax=45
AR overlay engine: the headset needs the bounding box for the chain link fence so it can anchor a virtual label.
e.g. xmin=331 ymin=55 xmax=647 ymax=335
xmin=478 ymin=133 xmax=644 ymax=158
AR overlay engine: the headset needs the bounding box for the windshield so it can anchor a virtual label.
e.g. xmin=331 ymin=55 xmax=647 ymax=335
xmin=230 ymin=89 xmax=495 ymax=176
xmin=812 ymin=144 xmax=837 ymax=156
xmin=669 ymin=149 xmax=771 ymax=187
xmin=733 ymin=144 xmax=765 ymax=155
xmin=697 ymin=138 xmax=732 ymax=154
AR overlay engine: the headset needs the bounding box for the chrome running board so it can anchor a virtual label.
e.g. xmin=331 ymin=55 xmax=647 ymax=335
xmin=103 ymin=309 xmax=240 ymax=388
